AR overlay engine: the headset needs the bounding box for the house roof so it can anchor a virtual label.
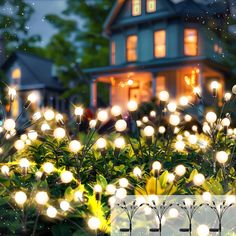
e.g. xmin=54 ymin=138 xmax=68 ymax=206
xmin=1 ymin=51 xmax=64 ymax=92
xmin=104 ymin=0 xmax=230 ymax=35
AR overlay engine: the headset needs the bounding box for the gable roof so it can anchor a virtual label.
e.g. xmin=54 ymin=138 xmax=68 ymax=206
xmin=1 ymin=51 xmax=64 ymax=91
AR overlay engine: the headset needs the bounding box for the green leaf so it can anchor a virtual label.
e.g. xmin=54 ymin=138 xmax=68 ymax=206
xmin=97 ymin=174 xmax=107 ymax=189
xmin=64 ymin=186 xmax=74 ymax=202
xmin=159 ymin=171 xmax=169 ymax=189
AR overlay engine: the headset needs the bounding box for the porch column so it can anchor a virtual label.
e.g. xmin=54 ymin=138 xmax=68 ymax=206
xmin=152 ymin=72 xmax=158 ymax=98
xmin=90 ymin=78 xmax=97 ymax=108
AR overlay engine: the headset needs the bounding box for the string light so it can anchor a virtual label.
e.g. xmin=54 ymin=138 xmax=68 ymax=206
xmin=35 ymin=191 xmax=49 ymax=205
xmin=14 ymin=191 xmax=27 ymax=206
xmin=127 ymin=100 xmax=138 ymax=112
xmin=111 ymin=105 xmax=121 ymax=117
xmin=47 ymin=206 xmax=57 ymax=218
xmin=60 ymin=171 xmax=73 ymax=183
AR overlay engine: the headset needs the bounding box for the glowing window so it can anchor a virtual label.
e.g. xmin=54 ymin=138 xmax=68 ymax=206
xmin=132 ymin=0 xmax=141 ymax=16
xmin=111 ymin=41 xmax=116 ymax=65
xmin=184 ymin=29 xmax=198 ymax=56
xmin=126 ymin=35 xmax=138 ymax=62
xmin=154 ymin=30 xmax=166 ymax=58
xmin=147 ymin=0 xmax=156 ymax=13
xmin=12 ymin=68 xmax=21 ymax=80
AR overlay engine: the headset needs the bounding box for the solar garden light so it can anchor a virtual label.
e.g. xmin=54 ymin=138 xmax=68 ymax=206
xmin=114 ymin=137 xmax=125 ymax=157
xmin=96 ymin=137 xmax=107 ymax=156
xmin=193 ymin=87 xmax=202 ymax=99
xmin=143 ymin=125 xmax=155 ymax=145
xmin=94 ymin=184 xmax=102 ymax=201
xmin=115 ymin=119 xmax=127 ymax=133
xmin=210 ymin=81 xmax=219 ymax=98
xmin=221 ymin=117 xmax=230 ymax=135
xmin=55 ymin=113 xmax=64 ymax=126
xmin=19 ymin=158 xmax=30 ymax=175
xmin=74 ymin=106 xmax=84 ymax=125
xmin=111 ymin=105 xmax=122 ymax=119
xmin=88 ymin=216 xmax=101 ymax=235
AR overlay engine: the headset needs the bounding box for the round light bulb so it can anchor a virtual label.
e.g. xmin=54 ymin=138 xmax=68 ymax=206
xmin=74 ymin=107 xmax=83 ymax=116
xmin=224 ymin=92 xmax=232 ymax=101
xmin=142 ymin=116 xmax=149 ymax=123
xmin=179 ymin=96 xmax=189 ymax=106
xmin=115 ymin=188 xmax=127 ymax=199
xmin=3 ymin=119 xmax=16 ymax=131
xmin=28 ymin=130 xmax=38 ymax=141
xmin=211 ymin=81 xmax=219 ymax=90
xmin=188 ymin=135 xmax=198 ymax=145
xmin=96 ymin=138 xmax=107 ymax=149
xmin=193 ymin=87 xmax=201 ymax=96
xmin=159 ymin=91 xmax=169 ymax=102
xmin=216 ymin=151 xmax=228 ymax=164
xmin=184 ymin=114 xmax=192 ymax=122
xmin=69 ymin=140 xmax=82 ymax=153
xmin=133 ymin=167 xmax=142 ymax=177
xmin=143 ymin=126 xmax=155 ymax=137
xmin=53 ymin=127 xmax=66 ymax=139
xmin=169 ymin=115 xmax=180 ymax=126
xmin=19 ymin=158 xmax=30 ymax=168
xmin=197 ymin=224 xmax=209 ymax=236
xmin=1 ymin=165 xmax=9 ymax=175
xmin=111 ymin=105 xmax=121 ymax=117
xmin=60 ymin=200 xmax=70 ymax=211
xmin=94 ymin=184 xmax=102 ymax=193
xmin=152 ymin=161 xmax=162 ymax=171
xmin=35 ymin=191 xmax=49 ymax=205
xmin=106 ymin=184 xmax=116 ymax=195
xmin=115 ymin=119 xmax=127 ymax=132
xmin=232 ymin=85 xmax=236 ymax=95
xmin=150 ymin=110 xmax=156 ymax=117
xmin=44 ymin=109 xmax=55 ymax=121
xmin=97 ymin=110 xmax=108 ymax=122
xmin=158 ymin=126 xmax=166 ymax=134
xmin=114 ymin=137 xmax=125 ymax=149
xmin=32 ymin=112 xmax=42 ymax=121
xmin=89 ymin=119 xmax=97 ymax=129
xmin=119 ymin=178 xmax=129 ymax=188
xmin=206 ymin=112 xmax=217 ymax=123
xmin=167 ymin=173 xmax=175 ymax=183
xmin=193 ymin=173 xmax=205 ymax=186
xmin=221 ymin=118 xmax=230 ymax=127
xmin=88 ymin=217 xmax=100 ymax=230
xmin=175 ymin=140 xmax=185 ymax=151
xmin=27 ymin=93 xmax=37 ymax=103
xmin=60 ymin=171 xmax=73 ymax=183
xmin=14 ymin=191 xmax=27 ymax=205
xmin=74 ymin=190 xmax=83 ymax=202
xmin=169 ymin=208 xmax=179 ymax=218
xmin=175 ymin=165 xmax=186 ymax=176
xmin=47 ymin=206 xmax=57 ymax=218
xmin=43 ymin=162 xmax=54 ymax=174
xmin=202 ymin=192 xmax=212 ymax=202
xmin=167 ymin=102 xmax=177 ymax=112
xmin=127 ymin=100 xmax=138 ymax=112
xmin=14 ymin=140 xmax=25 ymax=150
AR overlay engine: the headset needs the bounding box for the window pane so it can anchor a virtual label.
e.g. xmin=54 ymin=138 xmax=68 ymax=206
xmin=154 ymin=30 xmax=166 ymax=58
xmin=184 ymin=29 xmax=198 ymax=56
xmin=132 ymin=0 xmax=141 ymax=16
xmin=147 ymin=0 xmax=156 ymax=13
xmin=127 ymin=35 xmax=138 ymax=61
xmin=111 ymin=41 xmax=116 ymax=65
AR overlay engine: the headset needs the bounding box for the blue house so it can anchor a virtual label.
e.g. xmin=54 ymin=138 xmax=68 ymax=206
xmin=85 ymin=0 xmax=231 ymax=110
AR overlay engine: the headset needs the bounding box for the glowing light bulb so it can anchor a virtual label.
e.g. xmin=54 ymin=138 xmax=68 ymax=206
xmin=106 ymin=184 xmax=116 ymax=195
xmin=115 ymin=119 xmax=127 ymax=132
xmin=167 ymin=102 xmax=177 ymax=112
xmin=88 ymin=217 xmax=100 ymax=230
xmin=74 ymin=107 xmax=83 ymax=116
xmin=206 ymin=112 xmax=217 ymax=124
xmin=41 ymin=123 xmax=50 ymax=132
xmin=19 ymin=158 xmax=30 ymax=168
xmin=74 ymin=190 xmax=83 ymax=202
xmin=188 ymin=135 xmax=198 ymax=145
xmin=211 ymin=81 xmax=219 ymax=90
xmin=32 ymin=112 xmax=42 ymax=121
xmin=193 ymin=173 xmax=205 ymax=186
xmin=43 ymin=162 xmax=54 ymax=174
xmin=184 ymin=131 xmax=190 ymax=137
xmin=167 ymin=173 xmax=175 ymax=183
xmin=232 ymin=85 xmax=236 ymax=95
xmin=133 ymin=167 xmax=142 ymax=177
xmin=14 ymin=140 xmax=25 ymax=150
xmin=115 ymin=188 xmax=127 ymax=199
xmin=97 ymin=110 xmax=108 ymax=122
xmin=28 ymin=130 xmax=38 ymax=141
xmin=158 ymin=126 xmax=166 ymax=134
xmin=143 ymin=126 xmax=155 ymax=137
xmin=69 ymin=140 xmax=82 ymax=153
xmin=175 ymin=165 xmax=186 ymax=176
xmin=96 ymin=138 xmax=107 ymax=149
xmin=111 ymin=105 xmax=121 ymax=117
xmin=216 ymin=151 xmax=228 ymax=164
xmin=8 ymin=88 xmax=16 ymax=101
xmin=184 ymin=114 xmax=192 ymax=122
xmin=114 ymin=137 xmax=125 ymax=149
xmin=14 ymin=191 xmax=27 ymax=205
xmin=60 ymin=171 xmax=73 ymax=183
xmin=175 ymin=140 xmax=185 ymax=151
xmin=226 ymin=195 xmax=236 ymax=205
xmin=197 ymin=224 xmax=209 ymax=236
xmin=60 ymin=200 xmax=70 ymax=211
xmin=27 ymin=93 xmax=37 ymax=103
xmin=3 ymin=119 xmax=16 ymax=131
xmin=89 ymin=119 xmax=97 ymax=129
xmin=47 ymin=206 xmax=57 ymax=218
xmin=202 ymin=192 xmax=212 ymax=202
xmin=53 ymin=127 xmax=66 ymax=139
xmin=127 ymin=100 xmax=138 ymax=112
xmin=142 ymin=116 xmax=149 ymax=123
xmin=94 ymin=184 xmax=102 ymax=193
xmin=152 ymin=161 xmax=162 ymax=171
xmin=1 ymin=165 xmax=9 ymax=175
xmin=136 ymin=120 xmax=142 ymax=127
xmin=179 ymin=96 xmax=189 ymax=106
xmin=35 ymin=191 xmax=49 ymax=205
xmin=221 ymin=118 xmax=230 ymax=127
xmin=169 ymin=208 xmax=179 ymax=218
xmin=193 ymin=87 xmax=201 ymax=96
xmin=55 ymin=114 xmax=64 ymax=123
xmin=159 ymin=91 xmax=169 ymax=102
xmin=119 ymin=178 xmax=129 ymax=188
xmin=44 ymin=109 xmax=55 ymax=121
xmin=150 ymin=110 xmax=156 ymax=117
xmin=224 ymin=92 xmax=232 ymax=101
xmin=169 ymin=115 xmax=180 ymax=126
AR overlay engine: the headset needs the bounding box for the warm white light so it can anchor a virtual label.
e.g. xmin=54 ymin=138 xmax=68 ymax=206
xmin=150 ymin=111 xmax=156 ymax=117
xmin=175 ymin=165 xmax=186 ymax=176
xmin=60 ymin=200 xmax=70 ymax=211
xmin=177 ymin=135 xmax=183 ymax=141
xmin=159 ymin=91 xmax=169 ymax=102
xmin=193 ymin=87 xmax=201 ymax=95
xmin=232 ymin=85 xmax=236 ymax=95
xmin=211 ymin=81 xmax=219 ymax=90
xmin=19 ymin=158 xmax=30 ymax=168
xmin=14 ymin=140 xmax=25 ymax=150
xmin=41 ymin=123 xmax=50 ymax=132
xmin=115 ymin=188 xmax=127 ymax=199
xmin=169 ymin=208 xmax=179 ymax=218
xmin=47 ymin=206 xmax=57 ymax=218
xmin=35 ymin=191 xmax=49 ymax=205
xmin=175 ymin=140 xmax=185 ymax=151
xmin=74 ymin=190 xmax=83 ymax=202
xmin=192 ymin=125 xmax=198 ymax=132
xmin=184 ymin=131 xmax=190 ymax=137
xmin=158 ymin=126 xmax=166 ymax=134
xmin=35 ymin=171 xmax=43 ymax=180
xmin=32 ymin=112 xmax=42 ymax=121
xmin=226 ymin=195 xmax=236 ymax=205
xmin=142 ymin=116 xmax=149 ymax=123
xmin=28 ymin=130 xmax=38 ymax=141
xmin=115 ymin=119 xmax=127 ymax=132
xmin=96 ymin=138 xmax=107 ymax=149
xmin=3 ymin=119 xmax=16 ymax=131
xmin=106 ymin=184 xmax=116 ymax=195
xmin=197 ymin=224 xmax=209 ymax=236
xmin=202 ymin=192 xmax=212 ymax=202
xmin=43 ymin=162 xmax=54 ymax=174
xmin=74 ymin=107 xmax=83 ymax=116
xmin=94 ymin=184 xmax=102 ymax=193
xmin=119 ymin=178 xmax=129 ymax=188
xmin=27 ymin=93 xmax=37 ymax=103
xmin=44 ymin=109 xmax=55 ymax=121
xmin=127 ymin=100 xmax=138 ymax=112
xmin=169 ymin=115 xmax=180 ymax=126
xmin=167 ymin=102 xmax=177 ymax=112
xmin=203 ymin=123 xmax=210 ymax=133
xmin=61 ymin=171 xmax=73 ymax=183
xmin=188 ymin=135 xmax=198 ymax=145
xmin=114 ymin=137 xmax=125 ymax=149
xmin=184 ymin=114 xmax=192 ymax=122
xmin=184 ymin=198 xmax=193 ymax=207
xmin=179 ymin=96 xmax=189 ymax=106
xmin=216 ymin=151 xmax=228 ymax=164
xmin=88 ymin=217 xmax=100 ymax=230
xmin=69 ymin=140 xmax=82 ymax=153
xmin=97 ymin=110 xmax=108 ymax=122
xmin=167 ymin=173 xmax=175 ymax=183
xmin=206 ymin=112 xmax=217 ymax=123
xmin=221 ymin=118 xmax=230 ymax=127
xmin=14 ymin=191 xmax=27 ymax=205
xmin=143 ymin=126 xmax=155 ymax=137
xmin=1 ymin=165 xmax=9 ymax=175
xmin=193 ymin=173 xmax=205 ymax=186
xmin=224 ymin=92 xmax=232 ymax=101
xmin=152 ymin=161 xmax=162 ymax=171
xmin=111 ymin=105 xmax=122 ymax=117
xmin=136 ymin=120 xmax=142 ymax=127
xmin=8 ymin=88 xmax=16 ymax=100
xmin=55 ymin=114 xmax=63 ymax=123
xmin=133 ymin=167 xmax=142 ymax=177
xmin=53 ymin=128 xmax=66 ymax=139
xmin=89 ymin=119 xmax=97 ymax=129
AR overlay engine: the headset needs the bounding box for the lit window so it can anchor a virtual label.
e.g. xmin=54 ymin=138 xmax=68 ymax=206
xmin=127 ymin=35 xmax=138 ymax=62
xmin=184 ymin=29 xmax=198 ymax=56
xmin=111 ymin=41 xmax=116 ymax=65
xmin=132 ymin=0 xmax=141 ymax=16
xmin=147 ymin=0 xmax=156 ymax=13
xmin=154 ymin=30 xmax=166 ymax=58
xmin=12 ymin=68 xmax=21 ymax=80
